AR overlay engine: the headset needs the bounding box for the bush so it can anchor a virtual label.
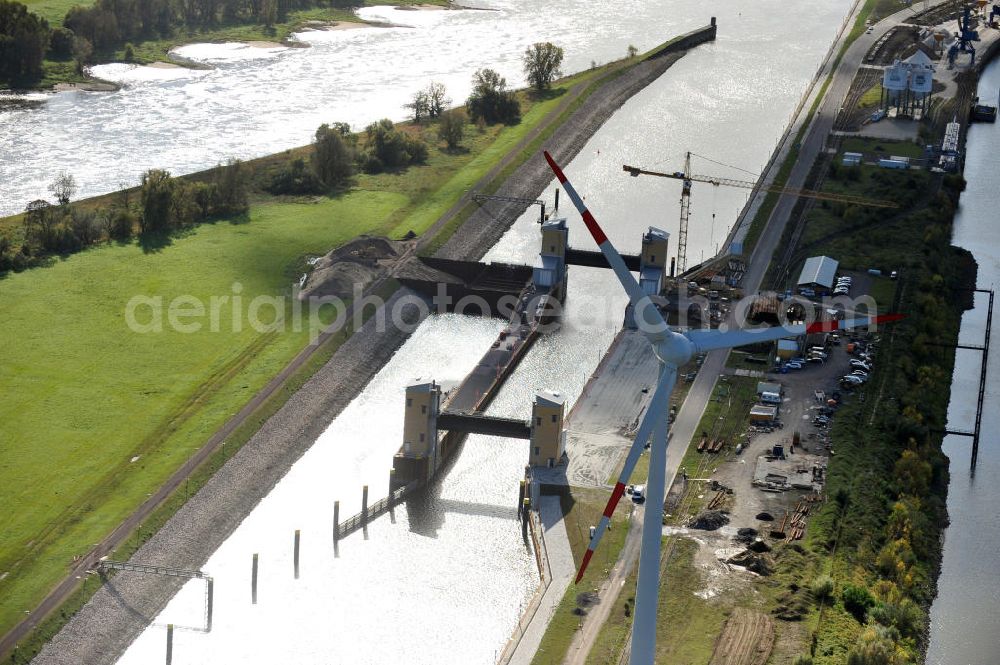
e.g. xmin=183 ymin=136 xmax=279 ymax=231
xmin=842 ymin=584 xmax=875 ymax=623
xmin=811 ymin=574 xmax=834 ymax=602
xmin=266 ymin=158 xmax=322 ymax=195
xmin=107 ymin=208 xmax=135 ymax=240
xmin=437 ymin=108 xmax=467 ymax=150
xmin=360 ymin=119 xmax=427 ymax=173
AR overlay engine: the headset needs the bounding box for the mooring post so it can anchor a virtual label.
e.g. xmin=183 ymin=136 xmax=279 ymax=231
xmin=333 ymin=501 xmax=340 ymax=557
xmin=165 ymin=624 xmax=174 ymax=665
xmin=293 ymin=530 xmax=301 ymax=579
xmin=206 ymin=578 xmax=214 ymax=632
xmin=251 ymin=553 xmax=258 ymax=605
xmin=388 ymin=471 xmax=396 ymax=524
xmin=554 ymin=187 xmax=559 ymax=212
xmin=362 ymin=485 xmax=369 ymax=540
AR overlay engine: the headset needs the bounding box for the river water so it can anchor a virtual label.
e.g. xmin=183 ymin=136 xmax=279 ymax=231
xmin=2 ymin=0 xmax=861 ymax=662
xmin=925 ymin=60 xmax=1000 ymax=665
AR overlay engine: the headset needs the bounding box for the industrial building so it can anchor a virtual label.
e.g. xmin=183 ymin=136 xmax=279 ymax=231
xmin=797 ymin=255 xmax=839 ymax=293
xmin=881 ymin=51 xmax=935 ymax=118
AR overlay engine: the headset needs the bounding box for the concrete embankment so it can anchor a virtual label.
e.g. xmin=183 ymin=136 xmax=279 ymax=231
xmin=30 ymin=24 xmax=716 ymax=665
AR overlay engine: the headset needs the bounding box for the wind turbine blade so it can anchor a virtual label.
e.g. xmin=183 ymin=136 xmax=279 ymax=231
xmin=631 ymin=365 xmax=675 ymax=665
xmin=542 ymin=151 xmax=667 ymax=333
xmin=574 ymin=363 xmax=674 ymax=584
xmin=685 ymin=313 xmax=905 ymax=353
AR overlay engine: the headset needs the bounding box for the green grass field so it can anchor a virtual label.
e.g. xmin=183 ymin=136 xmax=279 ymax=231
xmin=0 ymin=54 xmax=623 ymax=648
xmin=0 ymin=195 xmax=404 ymax=629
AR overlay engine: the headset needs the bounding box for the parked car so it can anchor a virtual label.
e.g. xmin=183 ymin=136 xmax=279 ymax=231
xmin=785 ymin=362 xmax=804 ymax=370
xmin=852 ymin=370 xmax=869 ymax=379
xmin=850 ymin=360 xmax=871 ymax=371
xmin=842 ymin=375 xmax=864 ymax=384
xmin=631 ymin=485 xmax=646 ymax=503
xmin=807 ymin=356 xmax=824 ymax=364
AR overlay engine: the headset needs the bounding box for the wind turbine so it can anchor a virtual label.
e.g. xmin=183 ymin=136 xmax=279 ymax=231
xmin=542 ymin=151 xmax=902 ymax=665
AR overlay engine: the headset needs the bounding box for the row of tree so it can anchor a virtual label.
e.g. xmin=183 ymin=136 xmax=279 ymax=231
xmin=799 ymin=173 xmax=970 ymax=665
xmin=0 ymin=159 xmax=250 ymax=271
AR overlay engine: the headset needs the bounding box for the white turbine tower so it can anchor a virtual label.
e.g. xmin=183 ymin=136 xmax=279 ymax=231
xmin=543 ymin=151 xmax=901 ymax=665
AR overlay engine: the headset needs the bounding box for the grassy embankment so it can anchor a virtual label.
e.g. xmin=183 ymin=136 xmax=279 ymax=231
xmin=0 ymin=57 xmax=625 ymax=659
xmin=13 ymin=0 xmax=447 ymax=90
xmin=528 ymin=488 xmax=631 ymax=665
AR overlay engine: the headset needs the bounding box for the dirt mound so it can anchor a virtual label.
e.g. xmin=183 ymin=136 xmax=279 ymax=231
xmin=735 ymin=527 xmax=758 ymax=544
xmin=299 ymin=236 xmax=407 ymax=300
xmin=727 ymin=549 xmax=773 ymax=576
xmin=747 ymin=539 xmax=772 ymax=553
xmin=691 ymin=510 xmax=730 ymax=531
xmin=755 ymin=511 xmax=774 ymax=521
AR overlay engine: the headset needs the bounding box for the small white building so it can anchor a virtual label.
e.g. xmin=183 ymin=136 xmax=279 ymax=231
xmin=797 ymin=255 xmax=839 ymax=292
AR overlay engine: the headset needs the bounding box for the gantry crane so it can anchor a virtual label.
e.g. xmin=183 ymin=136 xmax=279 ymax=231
xmin=624 ymin=152 xmax=899 ymax=274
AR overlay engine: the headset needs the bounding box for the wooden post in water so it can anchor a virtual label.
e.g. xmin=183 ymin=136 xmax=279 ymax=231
xmin=362 ymin=485 xmax=369 ymax=540
xmin=165 ymin=624 xmax=174 ymax=665
xmin=251 ymin=553 xmax=258 ymax=605
xmin=293 ymin=530 xmax=301 ymax=579
xmin=333 ymin=501 xmax=340 ymax=557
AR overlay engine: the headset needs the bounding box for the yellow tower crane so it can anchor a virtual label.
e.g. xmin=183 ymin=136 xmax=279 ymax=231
xmin=624 ymin=152 xmax=900 ymax=274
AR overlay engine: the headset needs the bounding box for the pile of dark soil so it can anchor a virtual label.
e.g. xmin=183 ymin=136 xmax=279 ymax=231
xmin=690 ymin=510 xmax=730 ymax=530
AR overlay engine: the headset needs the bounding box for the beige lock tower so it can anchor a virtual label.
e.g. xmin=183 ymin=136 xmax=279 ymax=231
xmin=530 ymin=391 xmax=566 ymax=467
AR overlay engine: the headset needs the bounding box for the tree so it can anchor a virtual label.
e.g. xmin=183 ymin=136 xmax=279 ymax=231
xmin=426 ymin=81 xmax=449 ymax=118
xmin=139 ymin=169 xmax=175 ymax=233
xmin=312 ymin=123 xmax=354 ymax=187
xmin=213 ymin=158 xmax=250 ymax=215
xmin=437 ymin=108 xmax=466 ymax=150
xmin=627 ymin=44 xmax=638 ymax=58
xmin=48 ymin=171 xmax=77 ymax=206
xmin=49 ymin=26 xmax=75 ymax=59
xmin=466 ymin=68 xmax=520 ymax=125
xmin=72 ymin=36 xmax=93 ymax=74
xmin=522 ymin=41 xmax=563 ymax=91
xmin=0 ymin=0 xmax=50 ymax=84
xmin=405 ymin=88 xmax=429 ymax=122
xmin=23 ymin=199 xmax=56 ymax=249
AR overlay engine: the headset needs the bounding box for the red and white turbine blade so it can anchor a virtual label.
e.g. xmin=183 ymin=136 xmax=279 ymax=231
xmin=685 ymin=313 xmax=905 ymax=353
xmin=574 ymin=366 xmax=674 ymax=583
xmin=543 ymin=151 xmax=659 ymax=316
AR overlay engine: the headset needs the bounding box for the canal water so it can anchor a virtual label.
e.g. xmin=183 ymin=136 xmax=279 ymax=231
xmin=1 ymin=0 xmax=860 ymax=662
xmin=925 ymin=59 xmax=1000 ymax=665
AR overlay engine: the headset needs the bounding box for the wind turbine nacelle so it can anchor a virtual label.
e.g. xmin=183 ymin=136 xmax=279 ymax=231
xmin=654 ymin=331 xmax=696 ymax=368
